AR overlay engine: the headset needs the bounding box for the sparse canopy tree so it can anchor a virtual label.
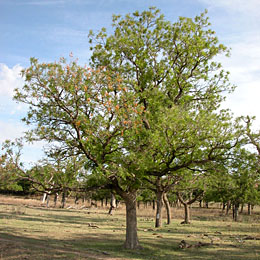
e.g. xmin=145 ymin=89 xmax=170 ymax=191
xmin=15 ymin=8 xmax=238 ymax=249
xmin=0 ymin=139 xmax=83 ymax=200
xmin=14 ymin=57 xmax=146 ymax=248
xmin=28 ymin=155 xmax=83 ymax=207
xmin=175 ymin=169 xmax=205 ymax=224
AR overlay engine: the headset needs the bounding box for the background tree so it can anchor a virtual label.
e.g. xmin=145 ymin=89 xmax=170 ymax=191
xmin=175 ymin=169 xmax=205 ymax=224
xmin=0 ymin=139 xmax=32 ymax=194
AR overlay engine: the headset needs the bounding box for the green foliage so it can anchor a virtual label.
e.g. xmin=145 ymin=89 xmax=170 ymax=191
xmin=205 ymin=147 xmax=260 ymax=206
xmin=88 ymin=7 xmax=240 ymax=190
xmin=13 ymin=8 xmax=249 ymax=204
xmin=90 ymin=7 xmax=234 ymax=112
xmin=0 ymin=139 xmax=27 ymax=193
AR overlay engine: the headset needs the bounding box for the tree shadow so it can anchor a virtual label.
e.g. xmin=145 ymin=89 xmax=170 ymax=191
xmin=1 ymin=226 xmax=259 ymax=260
xmin=0 ymin=204 xmax=259 ymax=260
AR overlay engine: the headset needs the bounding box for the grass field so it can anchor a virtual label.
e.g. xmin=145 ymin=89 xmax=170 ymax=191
xmin=0 ymin=195 xmax=259 ymax=260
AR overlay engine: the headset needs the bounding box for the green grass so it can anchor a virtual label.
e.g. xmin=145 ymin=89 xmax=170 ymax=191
xmin=0 ymin=196 xmax=259 ymax=259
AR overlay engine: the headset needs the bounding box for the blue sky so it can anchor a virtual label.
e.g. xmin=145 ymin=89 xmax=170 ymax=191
xmin=0 ymin=0 xmax=260 ymax=166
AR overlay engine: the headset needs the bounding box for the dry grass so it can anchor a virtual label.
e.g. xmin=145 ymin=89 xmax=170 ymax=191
xmin=0 ymin=195 xmax=260 ymax=260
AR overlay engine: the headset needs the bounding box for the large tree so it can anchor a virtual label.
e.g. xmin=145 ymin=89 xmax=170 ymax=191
xmin=88 ymin=7 xmax=239 ymax=247
xmin=14 ymin=8 xmax=238 ymax=249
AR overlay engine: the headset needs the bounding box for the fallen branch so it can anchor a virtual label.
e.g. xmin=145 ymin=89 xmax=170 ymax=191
xmin=179 ymin=240 xmax=213 ymax=249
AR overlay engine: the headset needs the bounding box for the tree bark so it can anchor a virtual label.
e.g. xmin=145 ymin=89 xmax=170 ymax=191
xmin=248 ymin=203 xmax=251 ymax=215
xmin=74 ymin=195 xmax=79 ymax=205
xmin=123 ymin=191 xmax=141 ymax=249
xmin=163 ymin=193 xmax=171 ymax=225
xmin=240 ymin=203 xmax=244 ymax=214
xmin=110 ymin=178 xmax=141 ymax=249
xmin=61 ymin=190 xmax=66 ymax=208
xmin=46 ymin=194 xmax=50 ymax=208
xmin=176 ymin=191 xmax=201 ymax=224
xmin=182 ymin=203 xmax=190 ymax=224
xmin=54 ymin=193 xmax=58 ymax=207
xmin=155 ymin=191 xmax=164 ymax=228
xmin=152 ymin=199 xmax=155 ymax=210
xmin=226 ymin=200 xmax=230 ymax=215
xmin=42 ymin=193 xmax=47 ymax=203
xmin=108 ymin=192 xmax=116 ymax=215
xmin=232 ymin=202 xmax=239 ymax=221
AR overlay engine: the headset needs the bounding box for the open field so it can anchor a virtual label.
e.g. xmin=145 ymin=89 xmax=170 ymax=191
xmin=0 ymin=195 xmax=259 ymax=260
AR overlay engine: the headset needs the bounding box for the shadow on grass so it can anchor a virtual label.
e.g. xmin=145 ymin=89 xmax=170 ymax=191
xmin=0 ymin=226 xmax=259 ymax=260
xmin=0 ymin=232 xmax=107 ymax=260
xmin=1 ymin=204 xmax=260 ymax=260
xmin=0 ymin=209 xmax=118 ymax=227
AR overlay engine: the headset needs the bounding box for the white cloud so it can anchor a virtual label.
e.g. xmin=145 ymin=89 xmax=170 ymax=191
xmin=0 ymin=63 xmax=24 ymax=97
xmin=220 ymin=33 xmax=260 ymax=126
xmin=0 ymin=120 xmax=27 ymax=143
xmin=198 ymin=0 xmax=260 ymax=128
xmin=222 ymin=33 xmax=260 ymax=83
xmin=0 ymin=64 xmax=28 ymax=117
xmin=0 ymin=120 xmax=46 ymax=166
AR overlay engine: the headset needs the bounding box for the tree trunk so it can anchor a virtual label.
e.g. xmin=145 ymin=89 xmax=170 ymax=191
xmin=42 ymin=193 xmax=47 ymax=203
xmin=46 ymin=194 xmax=50 ymax=208
xmin=163 ymin=193 xmax=171 ymax=225
xmin=240 ymin=203 xmax=244 ymax=214
xmin=155 ymin=191 xmax=164 ymax=228
xmin=182 ymin=203 xmax=190 ymax=224
xmin=176 ymin=191 xmax=200 ymax=224
xmin=226 ymin=201 xmax=230 ymax=215
xmin=248 ymin=203 xmax=251 ymax=215
xmin=233 ymin=202 xmax=239 ymax=221
xmin=54 ymin=193 xmax=58 ymax=207
xmin=152 ymin=199 xmax=155 ymax=210
xmin=174 ymin=198 xmax=180 ymax=208
xmin=123 ymin=191 xmax=141 ymax=249
xmin=74 ymin=195 xmax=79 ymax=205
xmin=108 ymin=192 xmax=116 ymax=215
xmin=61 ymin=190 xmax=66 ymax=208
